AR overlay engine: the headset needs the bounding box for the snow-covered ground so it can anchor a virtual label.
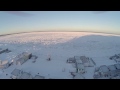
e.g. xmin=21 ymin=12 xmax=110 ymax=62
xmin=0 ymin=32 xmax=120 ymax=79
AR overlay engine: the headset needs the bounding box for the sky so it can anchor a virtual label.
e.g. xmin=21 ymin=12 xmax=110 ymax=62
xmin=0 ymin=11 xmax=120 ymax=35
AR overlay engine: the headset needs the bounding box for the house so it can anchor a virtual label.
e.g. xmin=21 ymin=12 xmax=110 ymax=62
xmin=0 ymin=48 xmax=8 ymax=54
xmin=76 ymin=59 xmax=82 ymax=64
xmin=74 ymin=56 xmax=80 ymax=61
xmin=80 ymin=56 xmax=88 ymax=61
xmin=93 ymin=72 xmax=101 ymax=79
xmin=0 ymin=60 xmax=9 ymax=69
xmin=74 ymin=56 xmax=95 ymax=67
xmin=73 ymin=73 xmax=85 ymax=79
xmin=11 ymin=69 xmax=23 ymax=79
xmin=114 ymin=64 xmax=120 ymax=75
xmin=76 ymin=63 xmax=85 ymax=74
xmin=99 ymin=65 xmax=110 ymax=78
xmin=75 ymin=56 xmax=82 ymax=64
xmin=110 ymin=73 xmax=120 ymax=79
xmin=13 ymin=52 xmax=32 ymax=65
xmin=107 ymin=65 xmax=118 ymax=77
xmin=114 ymin=64 xmax=120 ymax=70
xmin=33 ymin=75 xmax=45 ymax=79
xmin=108 ymin=65 xmax=117 ymax=71
xmin=80 ymin=56 xmax=89 ymax=65
xmin=19 ymin=72 xmax=33 ymax=79
xmin=67 ymin=57 xmax=75 ymax=63
xmin=94 ymin=64 xmax=120 ymax=79
xmin=80 ymin=56 xmax=90 ymax=67
xmin=74 ymin=56 xmax=85 ymax=74
xmin=115 ymin=58 xmax=120 ymax=64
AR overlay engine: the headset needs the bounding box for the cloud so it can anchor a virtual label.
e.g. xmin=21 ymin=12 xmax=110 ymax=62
xmin=4 ymin=11 xmax=33 ymax=17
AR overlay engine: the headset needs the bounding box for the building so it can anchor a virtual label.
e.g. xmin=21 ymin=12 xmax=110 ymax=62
xmin=13 ymin=52 xmax=32 ymax=65
xmin=33 ymin=75 xmax=45 ymax=79
xmin=67 ymin=57 xmax=75 ymax=63
xmin=0 ymin=48 xmax=8 ymax=54
xmin=114 ymin=64 xmax=120 ymax=69
xmin=74 ymin=56 xmax=82 ymax=64
xmin=99 ymin=65 xmax=110 ymax=78
xmin=76 ymin=59 xmax=82 ymax=64
xmin=74 ymin=56 xmax=85 ymax=74
xmin=74 ymin=56 xmax=95 ymax=67
xmin=80 ymin=56 xmax=90 ymax=67
xmin=19 ymin=72 xmax=33 ymax=79
xmin=94 ymin=64 xmax=120 ymax=79
xmin=0 ymin=60 xmax=9 ymax=69
xmin=76 ymin=63 xmax=85 ymax=74
xmin=115 ymin=58 xmax=120 ymax=64
xmin=114 ymin=64 xmax=120 ymax=75
xmin=93 ymin=71 xmax=101 ymax=79
xmin=107 ymin=65 xmax=117 ymax=78
xmin=108 ymin=65 xmax=117 ymax=71
xmin=11 ymin=69 xmax=23 ymax=79
xmin=74 ymin=56 xmax=80 ymax=61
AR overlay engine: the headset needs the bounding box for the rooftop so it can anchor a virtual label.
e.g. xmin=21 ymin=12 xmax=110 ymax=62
xmin=14 ymin=52 xmax=31 ymax=60
xmin=76 ymin=63 xmax=84 ymax=69
xmin=22 ymin=52 xmax=32 ymax=56
xmin=80 ymin=56 xmax=89 ymax=63
xmin=76 ymin=59 xmax=82 ymax=64
xmin=69 ymin=58 xmax=75 ymax=61
xmin=100 ymin=65 xmax=109 ymax=72
xmin=74 ymin=56 xmax=80 ymax=60
xmin=108 ymin=65 xmax=117 ymax=71
xmin=0 ymin=60 xmax=9 ymax=65
xmin=114 ymin=64 xmax=120 ymax=69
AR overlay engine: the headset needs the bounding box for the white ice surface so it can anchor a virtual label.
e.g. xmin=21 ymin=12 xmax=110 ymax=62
xmin=0 ymin=32 xmax=120 ymax=79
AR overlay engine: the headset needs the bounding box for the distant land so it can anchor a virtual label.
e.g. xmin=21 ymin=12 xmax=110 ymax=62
xmin=0 ymin=30 xmax=120 ymax=37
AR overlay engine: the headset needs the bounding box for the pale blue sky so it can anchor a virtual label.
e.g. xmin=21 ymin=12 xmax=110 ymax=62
xmin=0 ymin=11 xmax=120 ymax=35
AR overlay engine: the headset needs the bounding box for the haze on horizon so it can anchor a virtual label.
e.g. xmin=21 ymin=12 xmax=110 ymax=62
xmin=0 ymin=11 xmax=120 ymax=35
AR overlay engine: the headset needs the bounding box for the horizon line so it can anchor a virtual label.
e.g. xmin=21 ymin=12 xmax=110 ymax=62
xmin=0 ymin=31 xmax=120 ymax=37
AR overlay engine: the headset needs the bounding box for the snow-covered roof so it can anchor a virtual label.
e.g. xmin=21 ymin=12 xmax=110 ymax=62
xmin=108 ymin=65 xmax=117 ymax=71
xmin=17 ymin=59 xmax=25 ymax=64
xmin=76 ymin=59 xmax=82 ymax=64
xmin=22 ymin=52 xmax=32 ymax=56
xmin=69 ymin=58 xmax=75 ymax=61
xmin=19 ymin=72 xmax=33 ymax=79
xmin=0 ymin=60 xmax=9 ymax=65
xmin=33 ymin=75 xmax=45 ymax=79
xmin=74 ymin=74 xmax=84 ymax=79
xmin=100 ymin=65 xmax=109 ymax=73
xmin=114 ymin=64 xmax=120 ymax=69
xmin=14 ymin=52 xmax=31 ymax=61
xmin=80 ymin=56 xmax=87 ymax=60
xmin=80 ymin=56 xmax=89 ymax=63
xmin=11 ymin=69 xmax=22 ymax=76
xmin=76 ymin=63 xmax=84 ymax=69
xmin=74 ymin=56 xmax=80 ymax=60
